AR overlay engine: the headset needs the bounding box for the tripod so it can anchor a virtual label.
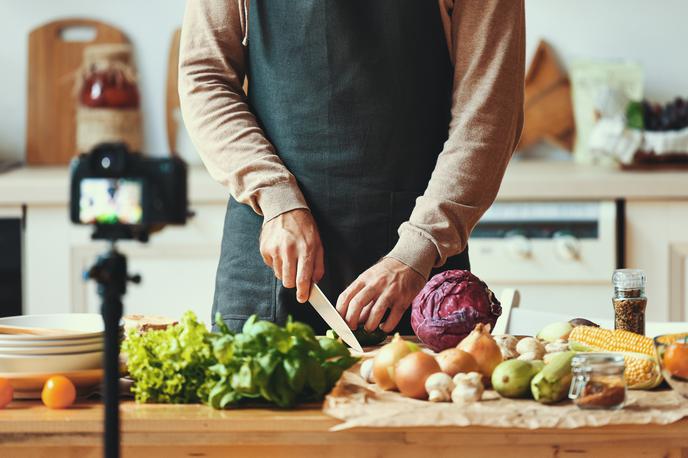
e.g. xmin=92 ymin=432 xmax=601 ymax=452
xmin=86 ymin=242 xmax=140 ymax=458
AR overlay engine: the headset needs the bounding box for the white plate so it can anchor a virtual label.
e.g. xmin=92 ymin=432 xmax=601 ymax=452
xmin=0 ymin=341 xmax=103 ymax=355
xmin=0 ymin=350 xmax=103 ymax=373
xmin=0 ymin=314 xmax=108 ymax=341
xmin=0 ymin=335 xmax=103 ymax=347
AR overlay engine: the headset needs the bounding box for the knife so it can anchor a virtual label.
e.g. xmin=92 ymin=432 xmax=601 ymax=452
xmin=308 ymin=283 xmax=363 ymax=353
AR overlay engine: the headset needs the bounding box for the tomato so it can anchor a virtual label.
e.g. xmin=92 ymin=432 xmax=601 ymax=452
xmin=0 ymin=378 xmax=13 ymax=409
xmin=664 ymin=343 xmax=688 ymax=379
xmin=41 ymin=376 xmax=76 ymax=409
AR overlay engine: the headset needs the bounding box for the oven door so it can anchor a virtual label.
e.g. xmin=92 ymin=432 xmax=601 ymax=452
xmin=469 ymin=201 xmax=617 ymax=320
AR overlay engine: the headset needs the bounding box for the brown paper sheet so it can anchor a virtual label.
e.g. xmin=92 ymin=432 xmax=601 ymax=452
xmin=323 ymin=366 xmax=688 ymax=431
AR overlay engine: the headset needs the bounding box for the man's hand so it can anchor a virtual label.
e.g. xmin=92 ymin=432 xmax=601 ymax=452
xmin=336 ymin=258 xmax=425 ymax=333
xmin=260 ymin=209 xmax=325 ymax=303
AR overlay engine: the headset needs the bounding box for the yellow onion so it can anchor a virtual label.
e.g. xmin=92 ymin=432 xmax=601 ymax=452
xmin=373 ymin=334 xmax=418 ymax=390
xmin=395 ymin=351 xmax=441 ymax=399
xmin=436 ymin=348 xmax=479 ymax=377
xmin=457 ymin=323 xmax=503 ymax=380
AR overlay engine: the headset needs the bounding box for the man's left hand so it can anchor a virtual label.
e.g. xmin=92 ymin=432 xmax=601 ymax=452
xmin=336 ymin=258 xmax=425 ymax=333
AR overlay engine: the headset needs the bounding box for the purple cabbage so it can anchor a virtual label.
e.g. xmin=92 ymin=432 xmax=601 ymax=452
xmin=411 ymin=270 xmax=501 ymax=352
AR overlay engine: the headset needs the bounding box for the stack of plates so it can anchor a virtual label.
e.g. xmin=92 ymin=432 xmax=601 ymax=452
xmin=0 ymin=314 xmax=107 ymax=396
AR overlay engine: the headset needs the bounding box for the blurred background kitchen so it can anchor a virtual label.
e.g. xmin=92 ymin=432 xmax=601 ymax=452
xmin=1 ymin=0 xmax=687 ymax=325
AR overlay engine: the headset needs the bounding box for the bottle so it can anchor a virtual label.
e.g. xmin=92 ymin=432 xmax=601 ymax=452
xmin=612 ymin=269 xmax=647 ymax=335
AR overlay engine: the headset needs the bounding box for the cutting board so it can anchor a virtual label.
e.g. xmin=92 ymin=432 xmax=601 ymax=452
xmin=517 ymin=40 xmax=576 ymax=152
xmin=26 ymin=19 xmax=129 ymax=165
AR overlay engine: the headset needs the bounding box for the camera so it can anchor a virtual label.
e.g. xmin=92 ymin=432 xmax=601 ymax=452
xmin=70 ymin=143 xmax=189 ymax=241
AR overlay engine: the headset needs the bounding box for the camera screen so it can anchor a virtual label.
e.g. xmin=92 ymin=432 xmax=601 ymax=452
xmin=79 ymin=178 xmax=143 ymax=225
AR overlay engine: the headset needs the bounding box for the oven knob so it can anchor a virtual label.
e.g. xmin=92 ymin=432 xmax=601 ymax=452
xmin=507 ymin=234 xmax=532 ymax=259
xmin=554 ymin=233 xmax=581 ymax=260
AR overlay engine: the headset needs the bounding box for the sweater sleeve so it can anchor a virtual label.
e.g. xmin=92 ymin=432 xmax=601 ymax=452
xmin=385 ymin=0 xmax=526 ymax=278
xmin=178 ymin=0 xmax=309 ymax=223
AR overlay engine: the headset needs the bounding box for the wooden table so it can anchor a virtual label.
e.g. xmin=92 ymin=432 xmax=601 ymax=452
xmin=1 ymin=401 xmax=687 ymax=458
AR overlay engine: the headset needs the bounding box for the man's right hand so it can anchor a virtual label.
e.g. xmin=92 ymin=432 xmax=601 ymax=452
xmin=259 ymin=209 xmax=325 ymax=303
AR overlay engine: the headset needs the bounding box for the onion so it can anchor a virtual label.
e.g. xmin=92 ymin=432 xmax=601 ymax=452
xmin=457 ymin=323 xmax=503 ymax=380
xmin=436 ymin=348 xmax=479 ymax=377
xmin=373 ymin=334 xmax=418 ymax=390
xmin=395 ymin=351 xmax=441 ymax=399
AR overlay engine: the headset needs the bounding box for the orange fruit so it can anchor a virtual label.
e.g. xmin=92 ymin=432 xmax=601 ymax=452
xmin=41 ymin=376 xmax=76 ymax=409
xmin=0 ymin=378 xmax=13 ymax=409
xmin=664 ymin=343 xmax=688 ymax=379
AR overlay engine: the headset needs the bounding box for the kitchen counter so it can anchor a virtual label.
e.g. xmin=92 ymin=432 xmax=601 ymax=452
xmin=1 ymin=160 xmax=687 ymax=206
xmin=1 ymin=401 xmax=688 ymax=457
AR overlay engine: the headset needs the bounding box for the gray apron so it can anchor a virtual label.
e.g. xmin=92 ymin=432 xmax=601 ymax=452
xmin=212 ymin=0 xmax=469 ymax=334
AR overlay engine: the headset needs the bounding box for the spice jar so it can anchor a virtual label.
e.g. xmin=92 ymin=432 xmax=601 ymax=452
xmin=569 ymin=353 xmax=626 ymax=410
xmin=612 ymin=269 xmax=647 ymax=335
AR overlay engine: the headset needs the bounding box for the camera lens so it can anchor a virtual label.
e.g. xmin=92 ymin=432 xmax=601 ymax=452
xmin=101 ymin=156 xmax=112 ymax=170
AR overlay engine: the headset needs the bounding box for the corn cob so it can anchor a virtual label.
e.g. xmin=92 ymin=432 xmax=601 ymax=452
xmin=568 ymin=326 xmax=662 ymax=389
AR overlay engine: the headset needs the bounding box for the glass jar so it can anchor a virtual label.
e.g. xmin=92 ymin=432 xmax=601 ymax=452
xmin=79 ymin=44 xmax=140 ymax=110
xmin=612 ymin=269 xmax=647 ymax=335
xmin=569 ymin=353 xmax=626 ymax=410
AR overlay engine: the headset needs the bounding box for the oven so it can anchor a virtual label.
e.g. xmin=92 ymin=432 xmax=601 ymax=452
xmin=469 ymin=201 xmax=618 ymax=320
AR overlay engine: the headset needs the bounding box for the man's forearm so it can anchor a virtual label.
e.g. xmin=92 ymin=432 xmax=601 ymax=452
xmin=387 ymin=0 xmax=526 ymax=279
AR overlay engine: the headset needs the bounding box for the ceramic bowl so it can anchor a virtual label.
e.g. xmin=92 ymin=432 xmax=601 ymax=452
xmin=654 ymin=332 xmax=688 ymax=399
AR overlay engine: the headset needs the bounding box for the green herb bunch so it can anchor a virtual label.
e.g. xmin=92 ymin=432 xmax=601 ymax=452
xmin=207 ymin=314 xmax=359 ymax=409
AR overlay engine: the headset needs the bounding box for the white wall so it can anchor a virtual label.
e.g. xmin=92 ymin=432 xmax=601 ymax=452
xmin=525 ymin=0 xmax=688 ymax=102
xmin=1 ymin=0 xmax=687 ymax=162
xmin=0 ymin=0 xmax=186 ymax=162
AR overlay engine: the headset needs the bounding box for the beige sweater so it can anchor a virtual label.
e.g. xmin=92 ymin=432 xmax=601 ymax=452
xmin=179 ymin=0 xmax=525 ymax=279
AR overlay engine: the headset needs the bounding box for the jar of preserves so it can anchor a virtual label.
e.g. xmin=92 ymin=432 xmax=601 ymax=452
xmin=79 ymin=44 xmax=139 ymax=109
xmin=612 ymin=269 xmax=647 ymax=335
xmin=569 ymin=353 xmax=626 ymax=410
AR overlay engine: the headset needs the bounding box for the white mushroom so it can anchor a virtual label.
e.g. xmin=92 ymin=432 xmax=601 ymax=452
xmin=425 ymin=372 xmax=455 ymax=402
xmin=494 ymin=335 xmax=519 ymax=360
xmin=451 ymin=371 xmax=484 ymax=403
xmin=515 ymin=337 xmax=545 ymax=359
xmin=516 ymin=351 xmax=542 ymax=362
xmin=545 ymin=339 xmax=569 ymax=354
xmin=359 ymin=358 xmax=375 ymax=383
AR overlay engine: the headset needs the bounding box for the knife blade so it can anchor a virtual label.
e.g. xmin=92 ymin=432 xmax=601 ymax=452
xmin=308 ymin=283 xmax=363 ymax=353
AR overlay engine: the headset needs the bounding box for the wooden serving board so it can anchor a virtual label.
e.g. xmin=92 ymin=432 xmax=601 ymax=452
xmin=26 ymin=19 xmax=128 ymax=165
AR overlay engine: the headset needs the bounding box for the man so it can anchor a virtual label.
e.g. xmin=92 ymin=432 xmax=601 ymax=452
xmin=179 ymin=0 xmax=524 ymax=335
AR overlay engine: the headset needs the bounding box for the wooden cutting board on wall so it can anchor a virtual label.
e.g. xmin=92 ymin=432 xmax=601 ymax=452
xmin=26 ymin=19 xmax=128 ymax=165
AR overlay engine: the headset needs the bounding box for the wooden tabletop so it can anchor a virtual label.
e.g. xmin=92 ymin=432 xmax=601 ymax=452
xmin=2 ymin=400 xmax=688 ymax=458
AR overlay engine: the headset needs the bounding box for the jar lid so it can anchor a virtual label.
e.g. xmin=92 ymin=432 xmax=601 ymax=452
xmin=612 ymin=269 xmax=646 ymax=289
xmin=572 ymin=353 xmax=625 ymax=368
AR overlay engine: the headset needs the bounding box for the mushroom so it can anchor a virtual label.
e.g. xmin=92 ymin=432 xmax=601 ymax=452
xmin=359 ymin=358 xmax=375 ymax=383
xmin=451 ymin=371 xmax=484 ymax=403
xmin=545 ymin=339 xmax=569 ymax=354
xmin=515 ymin=337 xmax=545 ymax=359
xmin=425 ymin=372 xmax=455 ymax=402
xmin=517 ymin=351 xmax=542 ymax=362
xmin=494 ymin=335 xmax=519 ymax=360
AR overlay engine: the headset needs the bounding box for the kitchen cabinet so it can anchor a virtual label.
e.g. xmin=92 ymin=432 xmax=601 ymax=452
xmin=24 ymin=203 xmax=225 ymax=322
xmin=626 ymin=201 xmax=688 ymax=322
xmin=3 ymin=162 xmax=688 ymax=322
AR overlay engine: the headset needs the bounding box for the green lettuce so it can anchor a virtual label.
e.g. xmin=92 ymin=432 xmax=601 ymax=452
xmin=122 ymin=311 xmax=216 ymax=404
xmin=122 ymin=312 xmax=358 ymax=409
